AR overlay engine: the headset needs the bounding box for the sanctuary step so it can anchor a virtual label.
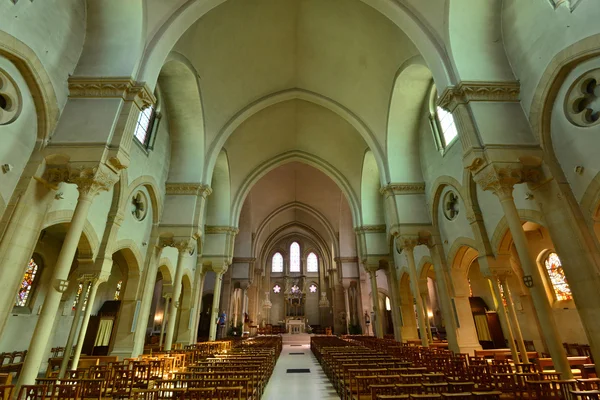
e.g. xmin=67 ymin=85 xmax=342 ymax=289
xmin=281 ymin=333 xmax=312 ymax=346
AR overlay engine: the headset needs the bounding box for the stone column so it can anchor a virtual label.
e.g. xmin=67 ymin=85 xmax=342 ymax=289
xmin=240 ymin=281 xmax=249 ymax=329
xmin=420 ymin=291 xmax=433 ymax=342
xmin=427 ymin=239 xmax=461 ymax=352
xmin=164 ymin=240 xmax=192 ymax=351
xmin=384 ymin=268 xmax=403 ymax=342
xmin=159 ymin=294 xmax=171 ymax=350
xmin=190 ymin=267 xmax=207 ymax=345
xmin=59 ymin=277 xmax=90 ymax=377
xmin=499 ymin=274 xmax=529 ymax=364
xmin=477 ymin=165 xmax=572 ymax=378
xmin=489 ymin=276 xmax=520 ymax=364
xmin=209 ymin=265 xmax=227 ymax=341
xmin=401 ymin=238 xmax=429 ymax=347
xmin=343 ymin=284 xmax=351 ymax=334
xmin=131 ymin=233 xmax=164 ymax=357
xmin=71 ymin=277 xmax=101 ymax=369
xmin=18 ymin=169 xmax=116 ymax=387
xmin=365 ymin=266 xmax=384 ymax=338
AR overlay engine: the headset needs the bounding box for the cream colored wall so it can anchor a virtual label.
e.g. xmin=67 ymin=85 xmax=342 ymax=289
xmin=0 ymin=0 xmax=85 ymax=108
xmin=502 ymin=0 xmax=600 ymax=115
xmin=0 ymin=56 xmax=37 ymax=212
xmin=550 ymin=57 xmax=600 ymax=202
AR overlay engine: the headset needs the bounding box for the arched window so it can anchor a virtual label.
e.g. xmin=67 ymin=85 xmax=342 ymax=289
xmin=544 ymin=252 xmax=573 ymax=301
xmin=15 ymin=258 xmax=40 ymax=307
xmin=309 ymin=283 xmax=318 ymax=293
xmin=307 ymin=252 xmax=318 ymax=272
xmin=290 ymin=242 xmax=300 ymax=272
xmin=385 ymin=296 xmax=391 ymax=311
xmin=134 ymin=105 xmax=157 ymax=147
xmin=272 ymin=252 xmax=283 ymax=273
xmin=429 ymin=85 xmax=458 ymax=150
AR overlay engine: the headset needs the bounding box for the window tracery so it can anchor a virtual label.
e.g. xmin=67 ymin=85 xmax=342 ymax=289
xmin=273 ymin=285 xmax=281 ymax=294
xmin=15 ymin=258 xmax=39 ymax=307
xmin=436 ymin=106 xmax=458 ymax=147
xmin=309 ymin=284 xmax=317 ymax=293
xmin=544 ymin=252 xmax=572 ymax=301
xmin=307 ymin=252 xmax=318 ymax=272
xmin=290 ymin=242 xmax=300 ymax=272
xmin=272 ymin=252 xmax=283 ymax=273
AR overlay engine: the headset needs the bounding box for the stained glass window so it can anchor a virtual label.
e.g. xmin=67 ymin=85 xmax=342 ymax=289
xmin=309 ymin=284 xmax=317 ymax=293
xmin=272 ymin=252 xmax=283 ymax=273
xmin=273 ymin=285 xmax=281 ymax=294
xmin=15 ymin=258 xmax=39 ymax=307
xmin=497 ymin=279 xmax=507 ymax=307
xmin=468 ymin=279 xmax=473 ymax=297
xmin=307 ymin=252 xmax=318 ymax=272
xmin=291 ymin=285 xmax=300 ymax=293
xmin=73 ymin=283 xmax=91 ymax=311
xmin=544 ymin=252 xmax=572 ymax=301
xmin=134 ymin=105 xmax=155 ymax=146
xmin=436 ymin=106 xmax=458 ymax=147
xmin=385 ymin=297 xmax=391 ymax=311
xmin=290 ymin=242 xmax=300 ymax=272
xmin=114 ymin=280 xmax=122 ymax=300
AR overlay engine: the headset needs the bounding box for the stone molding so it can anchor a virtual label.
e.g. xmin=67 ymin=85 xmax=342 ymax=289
xmin=354 ymin=225 xmax=386 ymax=234
xmin=166 ymin=183 xmax=212 ymax=197
xmin=473 ymin=163 xmax=542 ymax=200
xmin=380 ymin=183 xmax=426 ymax=196
xmin=437 ymin=81 xmax=520 ymax=112
xmin=232 ymin=257 xmax=256 ymax=264
xmin=68 ymin=76 xmax=156 ymax=108
xmin=334 ymin=257 xmax=359 ymax=263
xmin=205 ymin=225 xmax=240 ymax=235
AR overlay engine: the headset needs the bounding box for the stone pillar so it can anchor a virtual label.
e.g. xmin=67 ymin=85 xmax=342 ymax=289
xmin=209 ymin=265 xmax=227 ymax=341
xmin=71 ymin=277 xmax=101 ymax=369
xmin=240 ymin=281 xmax=249 ymax=329
xmin=384 ymin=268 xmax=403 ymax=342
xmin=476 ymin=165 xmax=572 ymax=378
xmin=365 ymin=266 xmax=384 ymax=338
xmin=59 ymin=277 xmax=90 ymax=378
xmin=131 ymin=234 xmax=164 ymax=357
xmin=401 ymin=238 xmax=429 ymax=347
xmin=499 ymin=274 xmax=529 ymax=364
xmin=18 ymin=169 xmax=116 ymax=387
xmin=427 ymin=239 xmax=461 ymax=352
xmin=343 ymin=284 xmax=351 ymax=334
xmin=489 ymin=276 xmax=520 ymax=364
xmin=164 ymin=240 xmax=192 ymax=351
xmin=190 ymin=267 xmax=207 ymax=345
xmin=159 ymin=293 xmax=171 ymax=350
xmin=421 ymin=291 xmax=433 ymax=342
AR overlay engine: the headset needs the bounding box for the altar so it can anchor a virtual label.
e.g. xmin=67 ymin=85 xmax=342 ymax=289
xmin=286 ymin=318 xmax=306 ymax=334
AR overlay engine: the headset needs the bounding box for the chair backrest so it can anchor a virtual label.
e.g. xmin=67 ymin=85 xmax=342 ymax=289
xmin=79 ymin=379 xmax=104 ymax=400
xmin=471 ymin=392 xmax=501 ymax=399
xmin=50 ymin=384 xmax=80 ymax=400
xmin=186 ymin=388 xmax=215 ymax=399
xmin=0 ymin=385 xmax=13 ymax=400
xmin=18 ymin=385 xmax=47 ymax=400
xmin=570 ymin=390 xmax=600 ymax=400
xmin=215 ymin=386 xmax=242 ymax=400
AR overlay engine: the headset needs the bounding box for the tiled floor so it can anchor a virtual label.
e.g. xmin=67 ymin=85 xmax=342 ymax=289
xmin=262 ymin=344 xmax=340 ymax=400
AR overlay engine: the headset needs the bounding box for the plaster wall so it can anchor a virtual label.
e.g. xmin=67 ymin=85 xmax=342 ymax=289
xmin=0 ymin=0 xmax=85 ymax=108
xmin=502 ymin=0 xmax=600 ymax=115
xmin=0 ymin=56 xmax=37 ymax=211
xmin=550 ymin=57 xmax=600 ymax=203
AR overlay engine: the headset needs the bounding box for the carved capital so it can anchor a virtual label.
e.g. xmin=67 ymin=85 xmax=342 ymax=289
xmin=380 ymin=183 xmax=426 ymax=196
xmin=174 ymin=239 xmax=194 ymax=254
xmin=396 ymin=235 xmax=419 ymax=252
xmin=437 ymin=81 xmax=520 ymax=112
xmin=69 ymin=164 xmax=119 ymax=198
xmin=473 ymin=163 xmax=537 ymax=200
xmin=166 ymin=183 xmax=212 ymax=197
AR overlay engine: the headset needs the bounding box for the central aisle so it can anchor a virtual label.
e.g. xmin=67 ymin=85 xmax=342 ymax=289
xmin=262 ymin=343 xmax=340 ymax=400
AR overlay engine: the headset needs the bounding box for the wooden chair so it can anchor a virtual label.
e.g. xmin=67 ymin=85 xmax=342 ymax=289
xmin=396 ymin=384 xmax=423 ymax=395
xmin=422 ymin=383 xmax=448 ymax=394
xmin=491 ymin=373 xmax=518 ymax=398
xmin=49 ymin=384 xmax=80 ymax=400
xmin=376 ymin=396 xmax=409 ymax=400
xmin=18 ymin=385 xmax=47 ymax=400
xmin=215 ymin=386 xmax=243 ymax=400
xmin=440 ymin=394 xmax=471 ymax=399
xmin=527 ymin=380 xmax=561 ymax=399
xmin=446 ymin=382 xmax=475 ymax=393
xmin=0 ymin=385 xmax=13 ymax=400
xmin=554 ymin=379 xmax=578 ymax=400
xmin=110 ymin=367 xmax=134 ymax=399
xmin=471 ymin=392 xmax=502 ymax=399
xmin=353 ymin=375 xmax=379 ymax=400
xmin=408 ymin=395 xmax=441 ymax=399
xmin=79 ymin=379 xmax=104 ymax=400
xmin=371 ymin=384 xmax=398 ymax=398
xmin=579 ymin=379 xmax=600 ymax=391
xmin=185 ymin=388 xmax=215 ymax=399
xmin=156 ymin=389 xmax=186 ymax=399
xmin=570 ymin=390 xmax=600 ymax=400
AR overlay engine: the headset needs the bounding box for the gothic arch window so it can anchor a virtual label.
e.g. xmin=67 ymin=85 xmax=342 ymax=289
xmin=272 ymin=252 xmax=283 ymax=273
xmin=114 ymin=280 xmax=123 ymax=300
xmin=429 ymin=84 xmax=458 ymax=151
xmin=290 ymin=242 xmax=300 ymax=272
xmin=307 ymin=252 xmax=318 ymax=272
xmin=15 ymin=257 xmax=41 ymax=308
xmin=543 ymin=252 xmax=573 ymax=301
xmin=385 ymin=296 xmax=391 ymax=311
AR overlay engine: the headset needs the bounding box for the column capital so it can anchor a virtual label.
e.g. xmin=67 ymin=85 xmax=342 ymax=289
xmin=396 ymin=235 xmax=419 ymax=252
xmin=174 ymin=238 xmax=195 ymax=255
xmin=70 ymin=163 xmax=120 ymax=198
xmin=437 ymin=81 xmax=520 ymax=113
xmin=473 ymin=162 xmax=542 ymax=201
